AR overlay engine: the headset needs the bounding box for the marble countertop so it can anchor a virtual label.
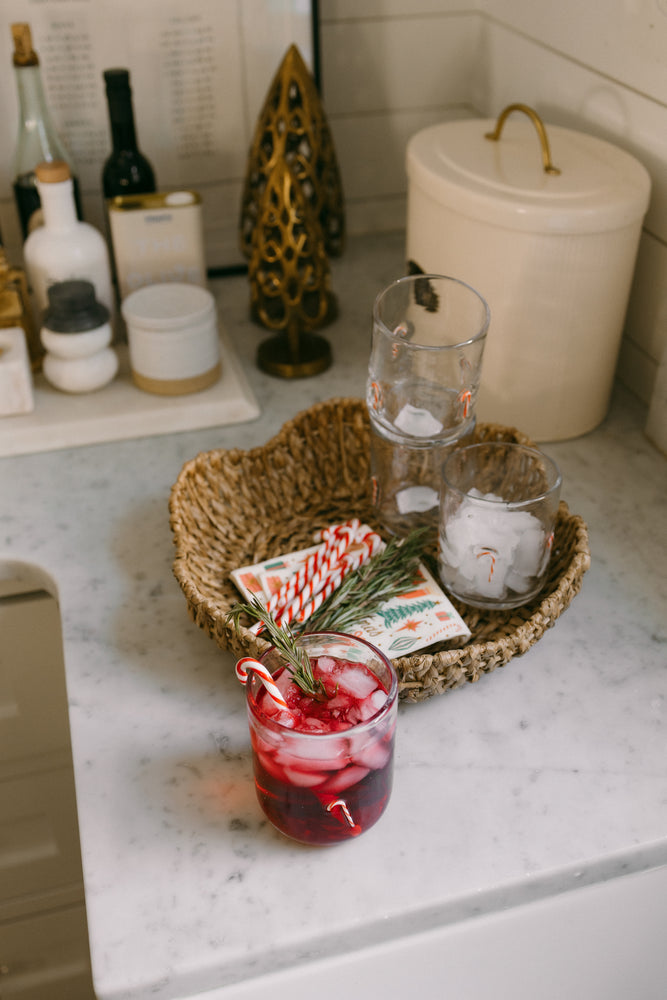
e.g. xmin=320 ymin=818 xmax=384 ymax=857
xmin=2 ymin=232 xmax=666 ymax=1000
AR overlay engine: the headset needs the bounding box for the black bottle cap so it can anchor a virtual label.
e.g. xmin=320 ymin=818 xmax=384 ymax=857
xmin=44 ymin=280 xmax=110 ymax=333
xmin=104 ymin=68 xmax=131 ymax=92
xmin=104 ymin=68 xmax=135 ymax=124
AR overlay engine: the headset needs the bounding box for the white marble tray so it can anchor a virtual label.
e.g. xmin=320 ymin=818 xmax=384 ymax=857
xmin=0 ymin=325 xmax=260 ymax=457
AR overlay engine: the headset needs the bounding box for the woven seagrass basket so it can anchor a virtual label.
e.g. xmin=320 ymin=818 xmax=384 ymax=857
xmin=169 ymin=397 xmax=591 ymax=701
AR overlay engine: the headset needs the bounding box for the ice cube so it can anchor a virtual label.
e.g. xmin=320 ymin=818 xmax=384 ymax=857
xmin=334 ymin=665 xmax=379 ymax=699
xmin=283 ymin=766 xmax=327 ymax=788
xmin=325 ymin=693 xmax=354 ymax=713
xmin=458 ymin=559 xmax=507 ymax=599
xmin=270 ymin=667 xmax=297 ymax=706
xmin=370 ymin=688 xmax=388 ymax=711
xmin=320 ymin=764 xmax=370 ymax=793
xmin=274 ymin=710 xmax=296 ymax=729
xmin=259 ymin=690 xmax=297 ymax=727
xmin=355 ymin=740 xmax=392 ymax=770
xmin=277 ymin=740 xmax=348 ymax=770
xmin=512 ymin=517 xmax=545 ymax=577
xmin=504 ymin=568 xmax=533 ymax=593
xmin=441 ymin=491 xmax=536 ymax=598
xmin=393 ymin=403 xmax=443 ymax=437
xmin=396 ymin=485 xmax=438 ymax=514
xmin=316 ymin=655 xmax=337 ymax=674
xmin=256 ymin=749 xmax=288 ymax=781
xmin=356 ymin=688 xmax=388 ymax=722
xmin=298 ymin=717 xmax=330 ymax=733
xmin=442 ymin=494 xmax=544 ymax=598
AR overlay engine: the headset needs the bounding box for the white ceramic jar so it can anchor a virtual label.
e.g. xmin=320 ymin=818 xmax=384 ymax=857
xmin=40 ymin=280 xmax=118 ymax=393
xmin=121 ymin=282 xmax=221 ymax=395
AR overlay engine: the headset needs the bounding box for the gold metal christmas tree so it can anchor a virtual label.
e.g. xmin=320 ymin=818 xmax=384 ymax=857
xmin=249 ymin=158 xmax=335 ymax=378
xmin=240 ymin=44 xmax=345 ymax=262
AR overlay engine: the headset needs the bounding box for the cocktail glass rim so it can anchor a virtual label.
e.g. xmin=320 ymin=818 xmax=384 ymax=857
xmin=250 ymin=631 xmax=399 ymax=740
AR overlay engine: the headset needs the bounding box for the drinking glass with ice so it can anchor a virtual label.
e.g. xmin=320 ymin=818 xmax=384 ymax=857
xmin=438 ymin=442 xmax=562 ymax=610
xmin=244 ymin=633 xmax=398 ymax=846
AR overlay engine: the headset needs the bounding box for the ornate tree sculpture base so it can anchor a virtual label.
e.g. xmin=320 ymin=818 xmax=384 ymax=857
xmin=257 ymin=331 xmax=332 ymax=379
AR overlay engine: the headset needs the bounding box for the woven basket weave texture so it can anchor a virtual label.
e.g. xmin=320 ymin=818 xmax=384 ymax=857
xmin=169 ymin=398 xmax=591 ymax=701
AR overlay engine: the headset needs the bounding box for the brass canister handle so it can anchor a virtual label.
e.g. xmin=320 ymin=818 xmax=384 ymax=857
xmin=485 ymin=103 xmax=561 ymax=176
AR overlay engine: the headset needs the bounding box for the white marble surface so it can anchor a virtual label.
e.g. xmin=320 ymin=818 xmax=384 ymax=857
xmin=1 ymin=232 xmax=666 ymax=1000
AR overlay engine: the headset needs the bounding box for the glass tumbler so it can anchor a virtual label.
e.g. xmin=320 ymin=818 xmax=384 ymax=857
xmin=246 ymin=632 xmax=398 ymax=846
xmin=367 ymin=273 xmax=489 ymax=537
xmin=438 ymin=442 xmax=562 ymax=610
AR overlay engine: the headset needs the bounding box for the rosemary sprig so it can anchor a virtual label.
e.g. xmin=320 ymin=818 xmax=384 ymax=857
xmin=295 ymin=526 xmax=429 ymax=635
xmin=227 ymin=597 xmax=329 ymax=700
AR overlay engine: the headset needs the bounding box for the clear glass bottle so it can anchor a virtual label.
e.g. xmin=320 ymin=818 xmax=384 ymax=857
xmin=102 ymin=68 xmax=156 ymax=199
xmin=23 ymin=161 xmax=112 ymax=318
xmin=10 ymin=22 xmax=83 ymax=238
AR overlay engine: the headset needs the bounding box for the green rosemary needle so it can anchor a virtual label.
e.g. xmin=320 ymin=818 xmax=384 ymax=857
xmin=227 ymin=597 xmax=329 ymax=700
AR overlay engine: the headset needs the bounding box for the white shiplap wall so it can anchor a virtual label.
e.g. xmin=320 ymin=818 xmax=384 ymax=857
xmin=318 ymin=0 xmax=667 ymax=428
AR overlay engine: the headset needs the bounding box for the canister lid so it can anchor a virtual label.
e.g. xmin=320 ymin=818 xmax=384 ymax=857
xmin=407 ymin=117 xmax=651 ymax=233
xmin=121 ymin=282 xmax=214 ymax=330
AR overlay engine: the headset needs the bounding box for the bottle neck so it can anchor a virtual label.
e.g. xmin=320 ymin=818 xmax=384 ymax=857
xmin=13 ymin=63 xmax=70 ymax=169
xmin=107 ymin=95 xmax=139 ymax=153
xmin=37 ymin=178 xmax=79 ymax=230
xmin=15 ymin=63 xmax=56 ymax=129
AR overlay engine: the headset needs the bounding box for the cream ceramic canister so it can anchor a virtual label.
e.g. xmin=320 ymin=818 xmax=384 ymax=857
xmin=406 ymin=104 xmax=651 ymax=441
xmin=40 ymin=280 xmax=118 ymax=393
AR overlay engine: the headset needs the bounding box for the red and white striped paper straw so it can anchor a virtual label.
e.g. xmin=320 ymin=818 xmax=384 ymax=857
xmin=266 ymin=542 xmax=327 ymax=615
xmin=277 ymin=526 xmax=383 ymax=629
xmin=290 ymin=569 xmax=344 ymax=625
xmin=264 ymin=520 xmax=358 ymax=619
xmin=249 ymin=520 xmax=384 ymax=633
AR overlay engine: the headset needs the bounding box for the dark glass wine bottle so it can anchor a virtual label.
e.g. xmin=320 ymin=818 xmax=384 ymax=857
xmin=10 ymin=22 xmax=84 ymax=239
xmin=102 ymin=69 xmax=156 ymax=199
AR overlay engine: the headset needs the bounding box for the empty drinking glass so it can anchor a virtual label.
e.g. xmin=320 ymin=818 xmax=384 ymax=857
xmin=367 ymin=274 xmax=489 ymax=537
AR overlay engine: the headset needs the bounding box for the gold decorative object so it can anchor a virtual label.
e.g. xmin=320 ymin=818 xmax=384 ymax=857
xmin=0 ymin=246 xmax=40 ymax=369
xmin=240 ymin=44 xmax=345 ymax=262
xmin=249 ymin=159 xmax=334 ymax=378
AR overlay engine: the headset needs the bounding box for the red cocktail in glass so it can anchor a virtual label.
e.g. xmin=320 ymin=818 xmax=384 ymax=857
xmin=246 ymin=632 xmax=398 ymax=846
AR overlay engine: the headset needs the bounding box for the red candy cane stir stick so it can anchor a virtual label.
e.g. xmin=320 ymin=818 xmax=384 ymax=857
xmin=235 ymin=657 xmax=292 ymax=715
